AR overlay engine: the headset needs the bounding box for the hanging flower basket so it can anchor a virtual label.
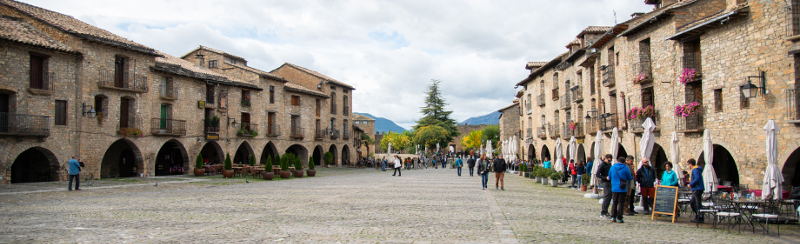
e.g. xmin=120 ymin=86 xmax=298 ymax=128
xmin=674 ymin=102 xmax=701 ymax=117
xmin=627 ymin=105 xmax=655 ymax=120
xmin=569 ymin=122 xmax=577 ymax=131
xmin=679 ymin=68 xmax=697 ymax=84
xmin=633 ymin=73 xmax=650 ymax=84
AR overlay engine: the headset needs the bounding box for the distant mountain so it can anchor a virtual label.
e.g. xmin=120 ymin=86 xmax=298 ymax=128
xmin=460 ymin=111 xmax=500 ymax=125
xmin=355 ymin=113 xmax=407 ymax=133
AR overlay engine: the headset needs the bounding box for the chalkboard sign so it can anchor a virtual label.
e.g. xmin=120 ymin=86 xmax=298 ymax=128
xmin=651 ymin=185 xmax=679 ymax=223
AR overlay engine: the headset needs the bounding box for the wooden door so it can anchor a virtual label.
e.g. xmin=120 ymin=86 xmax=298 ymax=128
xmin=241 ymin=113 xmax=250 ymax=130
xmin=120 ymin=98 xmax=129 ymax=128
xmin=30 ymin=56 xmax=44 ymax=89
xmin=268 ymin=113 xmax=274 ymax=134
xmin=160 ymin=104 xmax=167 ymax=129
xmin=0 ymin=94 xmax=8 ymax=132
xmin=114 ymin=57 xmax=125 ymax=88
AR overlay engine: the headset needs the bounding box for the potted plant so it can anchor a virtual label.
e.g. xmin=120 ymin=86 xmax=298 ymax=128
xmin=323 ymin=151 xmax=333 ymax=168
xmin=194 ymin=153 xmax=205 ymax=176
xmin=249 ymin=155 xmax=256 ymax=166
xmin=519 ymin=163 xmax=526 ymax=176
xmin=293 ymin=157 xmax=303 ymax=178
xmin=580 ymin=173 xmax=590 ymax=191
xmin=541 ymin=169 xmax=549 ymax=185
xmin=550 ymin=170 xmax=561 ymax=187
xmin=222 ymin=153 xmax=234 ymax=178
xmin=262 ymin=157 xmax=274 ymax=180
xmin=279 ymin=153 xmax=291 ymax=179
xmin=307 ymin=156 xmax=316 ymax=177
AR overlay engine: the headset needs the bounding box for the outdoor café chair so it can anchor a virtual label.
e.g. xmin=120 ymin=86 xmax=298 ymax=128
xmin=750 ymin=200 xmax=780 ymax=236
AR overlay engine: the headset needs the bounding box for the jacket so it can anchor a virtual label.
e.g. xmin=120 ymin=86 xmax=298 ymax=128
xmin=569 ymin=163 xmax=576 ymax=175
xmin=586 ymin=161 xmax=593 ymax=175
xmin=68 ymin=159 xmax=81 ymax=175
xmin=455 ymin=158 xmax=463 ymax=168
xmin=477 ymin=159 xmax=488 ymax=174
xmin=636 ymin=166 xmax=657 ymax=188
xmin=576 ymin=164 xmax=586 ymax=175
xmin=595 ymin=161 xmax=611 ymax=182
xmin=608 ymin=162 xmax=633 ymax=193
xmin=543 ymin=160 xmax=551 ymax=169
xmin=492 ymin=158 xmax=507 ymax=173
xmin=660 ymin=170 xmax=679 ymax=187
xmin=467 ymin=158 xmax=476 ymax=167
xmin=690 ymin=166 xmax=704 ymax=191
xmin=393 ymin=158 xmax=402 ymax=168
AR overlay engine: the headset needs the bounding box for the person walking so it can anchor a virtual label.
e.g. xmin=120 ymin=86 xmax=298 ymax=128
xmin=624 ymin=156 xmax=637 ymax=215
xmin=493 ymin=154 xmax=507 ymax=190
xmin=433 ymin=157 xmax=437 ymax=169
xmin=392 ymin=156 xmax=402 ymax=177
xmin=636 ymin=158 xmax=657 ymax=215
xmin=689 ymin=158 xmax=705 ymax=223
xmin=569 ymin=159 xmax=577 ymax=188
xmin=467 ymin=155 xmax=476 ymax=176
xmin=455 ymin=156 xmax=463 ymax=176
xmin=441 ymin=156 xmax=447 ymax=169
xmin=478 ymin=154 xmax=489 ymax=189
xmin=597 ymin=154 xmax=613 ymax=218
xmin=67 ymin=156 xmax=81 ymax=191
xmin=609 ymin=156 xmax=633 ymax=223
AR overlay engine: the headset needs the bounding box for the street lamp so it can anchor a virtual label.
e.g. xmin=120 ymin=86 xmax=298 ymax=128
xmin=740 ymin=71 xmax=766 ymax=99
xmin=81 ymin=103 xmax=96 ymax=118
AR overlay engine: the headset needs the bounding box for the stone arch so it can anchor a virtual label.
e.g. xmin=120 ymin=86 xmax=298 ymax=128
xmin=527 ymin=144 xmax=536 ymax=162
xmin=590 ymin=142 xmax=596 ymax=161
xmin=328 ymin=144 xmax=338 ymax=166
xmin=154 ymin=139 xmax=189 ymax=176
xmin=781 ymin=146 xmax=800 ymax=187
xmin=233 ymin=141 xmax=255 ymax=165
xmin=617 ymin=144 xmax=629 ymax=160
xmin=101 ymin=138 xmax=144 ymax=178
xmin=285 ymin=144 xmax=308 ymax=164
xmin=10 ymin=147 xmax=60 ymax=183
xmin=200 ymin=141 xmax=224 ymax=165
xmin=312 ymin=145 xmax=323 ymax=166
xmin=778 ymin=139 xmax=800 ymax=179
xmin=260 ymin=141 xmax=278 ymax=165
xmin=342 ymin=145 xmax=351 ymax=166
xmin=698 ymin=144 xmax=739 ymax=187
xmin=649 ymin=143 xmax=669 ymax=178
xmin=577 ymin=144 xmax=586 ymax=164
xmin=541 ymin=145 xmax=551 ymax=162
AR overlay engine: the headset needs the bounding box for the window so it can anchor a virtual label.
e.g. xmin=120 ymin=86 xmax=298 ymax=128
xmin=792 ymin=0 xmax=800 ymax=35
xmin=714 ymin=89 xmax=723 ymax=112
xmin=241 ymin=112 xmax=251 ymax=131
xmin=589 ymin=66 xmax=596 ymax=94
xmin=55 ymin=100 xmax=67 ymax=125
xmin=291 ymin=95 xmax=300 ymax=106
xmin=195 ymin=54 xmax=204 ymax=67
xmin=642 ymin=87 xmax=654 ymax=108
xmin=241 ymin=89 xmax=251 ymax=107
xmin=683 ymin=40 xmax=702 ymax=80
xmin=159 ymin=104 xmax=172 ymax=129
xmin=343 ymin=96 xmax=349 ymax=115
xmin=225 ymin=57 xmax=236 ymax=64
xmin=267 ymin=112 xmax=276 ymax=135
xmin=291 ymin=115 xmax=301 ymax=135
xmin=29 ymin=53 xmax=48 ymax=90
xmin=638 ymin=38 xmax=651 ymax=81
xmin=160 ymin=76 xmax=174 ymax=98
xmin=552 ymin=73 xmax=559 ymax=87
xmin=330 ymin=92 xmax=337 ymax=114
xmin=316 ymin=99 xmax=321 ymax=116
xmin=94 ymin=95 xmax=108 ymax=118
xmin=114 ymin=56 xmax=128 ymax=88
xmin=269 ymin=86 xmax=275 ymax=104
xmin=206 ymin=84 xmax=215 ymax=104
xmin=208 ymin=60 xmax=218 ymax=68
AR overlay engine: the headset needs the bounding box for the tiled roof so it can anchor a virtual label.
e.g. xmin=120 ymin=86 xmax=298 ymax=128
xmin=0 ymin=15 xmax=76 ymax=53
xmin=515 ymin=52 xmax=568 ymax=86
xmin=671 ymin=4 xmax=749 ymax=37
xmin=619 ymin=0 xmax=698 ymax=37
xmin=284 ymin=82 xmax=330 ymax=98
xmin=276 ymin=63 xmax=355 ymax=90
xmin=180 ymin=45 xmax=247 ymax=63
xmin=498 ymin=102 xmax=519 ymax=112
xmin=228 ymin=61 xmax=287 ymax=82
xmin=525 ymin=62 xmax=547 ymax=70
xmin=154 ymin=51 xmax=262 ymax=90
xmin=353 ymin=114 xmax=375 ymax=121
xmin=566 ymin=38 xmax=581 ymax=47
xmin=577 ymin=26 xmax=613 ymax=37
xmin=155 ymin=51 xmax=227 ymax=80
xmin=0 ymin=0 xmax=157 ymax=55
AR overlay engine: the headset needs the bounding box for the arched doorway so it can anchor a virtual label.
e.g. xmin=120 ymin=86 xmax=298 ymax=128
xmin=312 ymin=145 xmax=323 ymax=166
xmin=648 ymin=143 xmax=668 ymax=178
xmin=11 ymin=147 xmax=60 ymax=183
xmin=200 ymin=141 xmax=224 ymax=165
xmin=328 ymin=144 xmax=338 ymax=166
xmin=285 ymin=144 xmax=308 ymax=164
xmin=342 ymin=145 xmax=351 ymax=166
xmin=233 ymin=141 xmax=254 ymax=165
xmin=782 ymin=146 xmax=800 ymax=187
xmin=698 ymin=144 xmax=739 ymax=187
xmin=527 ymin=144 xmax=536 ymax=162
xmin=577 ymin=144 xmax=586 ymax=164
xmin=589 ymin=142 xmax=596 ymax=162
xmin=617 ymin=144 xmax=628 ymax=161
xmin=260 ymin=141 xmax=278 ymax=165
xmin=154 ymin=140 xmax=188 ymax=176
xmin=541 ymin=145 xmax=551 ymax=162
xmin=101 ymin=139 xmax=143 ymax=178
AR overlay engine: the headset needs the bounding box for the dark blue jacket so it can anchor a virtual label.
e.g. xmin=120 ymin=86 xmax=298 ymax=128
xmin=690 ymin=166 xmax=705 ymax=191
xmin=608 ymin=162 xmax=633 ymax=193
xmin=576 ymin=164 xmax=586 ymax=175
xmin=586 ymin=161 xmax=594 ymax=175
xmin=636 ymin=166 xmax=656 ymax=188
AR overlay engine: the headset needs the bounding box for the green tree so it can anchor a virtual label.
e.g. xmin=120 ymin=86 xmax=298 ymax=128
xmin=249 ymin=154 xmax=256 ymax=166
xmin=323 ymin=151 xmax=333 ymax=166
xmin=480 ymin=125 xmax=500 ymax=147
xmin=461 ymin=130 xmax=482 ymax=150
xmin=413 ymin=79 xmax=459 ymax=147
xmin=224 ymin=153 xmax=232 ymax=170
xmin=412 ymin=125 xmax=449 ymax=149
xmin=360 ymin=132 xmax=374 ymax=155
xmin=195 ymin=153 xmax=204 ymax=169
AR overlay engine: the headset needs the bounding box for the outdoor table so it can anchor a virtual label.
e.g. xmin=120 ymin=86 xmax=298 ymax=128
xmin=717 ymin=185 xmax=733 ymax=193
xmin=232 ymin=167 xmax=243 ymax=177
xmin=729 ymin=198 xmax=766 ymax=232
xmin=250 ymin=168 xmax=264 ymax=178
xmin=749 ymin=190 xmax=789 ymax=199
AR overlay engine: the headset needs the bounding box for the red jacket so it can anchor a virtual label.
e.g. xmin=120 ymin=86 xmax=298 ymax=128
xmin=569 ymin=163 xmax=576 ymax=175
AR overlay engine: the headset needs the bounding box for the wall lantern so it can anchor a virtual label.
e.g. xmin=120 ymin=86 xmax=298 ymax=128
xmin=81 ymin=103 xmax=96 ymax=118
xmin=740 ymin=71 xmax=766 ymax=99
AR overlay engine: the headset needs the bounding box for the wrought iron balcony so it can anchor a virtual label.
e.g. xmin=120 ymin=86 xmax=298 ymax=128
xmin=343 ymin=128 xmax=351 ymax=139
xmin=629 ymin=110 xmax=660 ymax=133
xmin=560 ymin=93 xmax=571 ymax=109
xmin=204 ymin=119 xmax=220 ymax=133
xmin=537 ymin=126 xmax=547 ymax=139
xmin=561 ymin=122 xmax=572 ymax=140
xmin=236 ymin=123 xmax=258 ymax=137
xmin=677 ymin=109 xmax=704 ymax=132
xmin=537 ymin=94 xmax=545 ymax=107
xmin=599 ymin=113 xmax=617 ymax=132
xmin=266 ymin=124 xmax=280 ymax=137
xmin=788 ymin=89 xmax=799 ymax=122
xmin=585 ymin=117 xmax=597 ymax=135
xmin=682 ymin=52 xmax=702 ymax=83
xmin=315 ymin=128 xmax=325 ymax=140
xmin=601 ymin=65 xmax=615 ymax=87
xmin=330 ymin=128 xmax=340 ymax=139
xmin=573 ymin=120 xmax=584 ymax=137
xmin=150 ymin=118 xmax=186 ymax=136
xmin=571 ymin=86 xmax=582 ymax=102
xmin=633 ymin=60 xmax=653 ymax=84
xmin=98 ymin=69 xmax=148 ymax=93
xmin=548 ymin=123 xmax=560 ymax=139
xmin=28 ymin=72 xmax=55 ymax=95
xmin=117 ymin=118 xmax=143 ymax=137
xmin=551 ymin=88 xmax=559 ymax=100
xmin=0 ymin=113 xmax=50 ymax=137
xmin=290 ymin=127 xmax=304 ymax=139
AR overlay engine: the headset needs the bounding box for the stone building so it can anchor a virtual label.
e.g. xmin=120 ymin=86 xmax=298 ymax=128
xmin=0 ymin=0 xmax=357 ymax=184
xmin=449 ymin=124 xmax=488 ymax=154
xmin=352 ymin=114 xmax=375 ymax=158
xmin=515 ymin=0 xmax=800 ymax=188
xmin=497 ymin=100 xmax=522 ymax=158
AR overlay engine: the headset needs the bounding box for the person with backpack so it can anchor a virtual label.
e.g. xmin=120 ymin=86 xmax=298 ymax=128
xmin=455 ymin=156 xmax=463 ymax=176
xmin=477 ymin=154 xmax=489 ymax=190
xmin=467 ymin=155 xmax=476 ymax=177
xmin=493 ymin=154 xmax=507 ymax=190
xmin=609 ymin=156 xmax=633 ymax=223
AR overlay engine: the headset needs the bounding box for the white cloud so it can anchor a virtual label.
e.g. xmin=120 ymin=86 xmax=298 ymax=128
xmin=22 ymin=0 xmax=653 ymax=129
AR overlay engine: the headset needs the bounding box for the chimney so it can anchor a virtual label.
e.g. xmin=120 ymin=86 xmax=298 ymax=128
xmin=631 ymin=12 xmax=646 ymax=19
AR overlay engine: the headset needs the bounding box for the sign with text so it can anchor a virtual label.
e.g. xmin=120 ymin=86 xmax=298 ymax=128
xmin=651 ymin=185 xmax=679 ymax=223
xmin=205 ymin=133 xmax=219 ymax=141
xmin=198 ymin=101 xmax=205 ymax=109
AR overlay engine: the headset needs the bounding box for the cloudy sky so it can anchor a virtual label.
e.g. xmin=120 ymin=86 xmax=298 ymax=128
xmin=23 ymin=0 xmax=652 ymax=129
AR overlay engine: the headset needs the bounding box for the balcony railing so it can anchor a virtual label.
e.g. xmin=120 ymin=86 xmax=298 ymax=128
xmin=585 ymin=117 xmax=597 ymax=135
xmin=561 ymin=122 xmax=572 ymax=140
xmin=599 ymin=113 xmax=617 ymax=132
xmin=240 ymin=99 xmax=251 ymax=108
xmin=788 ymin=89 xmax=799 ymax=121
xmin=525 ymin=101 xmax=532 ymax=114
xmin=330 ymin=128 xmax=340 ymax=139
xmin=150 ymin=118 xmax=186 ymax=136
xmin=0 ymin=113 xmax=50 ymax=136
xmin=571 ymin=86 xmax=582 ymax=102
xmin=315 ymin=128 xmax=325 ymax=140
xmin=266 ymin=124 xmax=280 ymax=137
xmin=160 ymin=83 xmax=176 ymax=100
xmin=601 ymin=65 xmax=615 ymax=87
xmin=633 ymin=60 xmax=653 ymax=84
xmin=537 ymin=126 xmax=546 ymax=139
xmin=29 ymin=72 xmax=55 ymax=95
xmin=98 ymin=69 xmax=148 ymax=93
xmin=290 ymin=127 xmax=304 ymax=139
xmin=343 ymin=106 xmax=350 ymax=115
xmin=560 ymin=93 xmax=571 ymax=109
xmin=343 ymin=128 xmax=351 ymax=139
xmin=552 ymin=88 xmax=559 ymax=100
xmin=117 ymin=118 xmax=143 ymax=137
xmin=525 ymin=128 xmax=532 ymax=138
xmin=537 ymin=94 xmax=545 ymax=107
xmin=548 ymin=124 xmax=560 ymax=139
xmin=204 ymin=119 xmax=220 ymax=133
xmin=629 ymin=111 xmax=659 ymax=133
xmin=682 ymin=52 xmax=702 ymax=83
xmin=677 ymin=109 xmax=704 ymax=132
xmin=236 ymin=123 xmax=258 ymax=137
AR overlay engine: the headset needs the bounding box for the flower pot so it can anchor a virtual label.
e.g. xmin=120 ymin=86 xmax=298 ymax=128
xmin=262 ymin=171 xmax=274 ymax=180
xmin=580 ymin=185 xmax=588 ymax=191
xmin=293 ymin=170 xmax=303 ymax=178
xmin=279 ymin=170 xmax=291 ymax=179
xmin=524 ymin=172 xmax=530 ymax=178
xmin=519 ymin=171 xmax=523 ymax=176
xmin=536 ymin=176 xmax=542 ymax=183
xmin=550 ymin=179 xmax=559 ymax=187
xmin=222 ymin=169 xmax=234 ymax=178
xmin=306 ymin=170 xmax=316 ymax=177
xmin=542 ymin=178 xmax=548 ymax=185
xmin=194 ymin=168 xmax=205 ymax=177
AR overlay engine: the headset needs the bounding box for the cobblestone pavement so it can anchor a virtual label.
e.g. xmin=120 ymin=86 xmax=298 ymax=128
xmin=0 ymin=168 xmax=798 ymax=243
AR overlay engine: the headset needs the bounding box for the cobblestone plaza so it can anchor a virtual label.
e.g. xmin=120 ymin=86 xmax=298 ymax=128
xmin=1 ymin=168 xmax=799 ymax=243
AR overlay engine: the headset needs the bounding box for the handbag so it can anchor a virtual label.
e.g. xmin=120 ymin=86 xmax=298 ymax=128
xmin=616 ymin=168 xmax=627 ymax=189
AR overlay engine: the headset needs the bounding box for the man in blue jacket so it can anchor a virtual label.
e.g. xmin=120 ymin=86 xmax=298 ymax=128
xmin=608 ymin=156 xmax=633 ymax=223
xmin=455 ymin=156 xmax=463 ymax=176
xmin=67 ymin=156 xmax=81 ymax=191
xmin=688 ymin=158 xmax=705 ymax=223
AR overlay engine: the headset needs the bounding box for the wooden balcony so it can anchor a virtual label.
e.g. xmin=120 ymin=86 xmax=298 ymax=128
xmin=537 ymin=126 xmax=546 ymax=139
xmin=548 ymin=124 xmax=560 ymax=139
xmin=0 ymin=113 xmax=50 ymax=137
xmin=560 ymin=93 xmax=571 ymax=109
xmin=633 ymin=60 xmax=653 ymax=84
xmin=537 ymin=94 xmax=546 ymax=107
xmin=571 ymin=86 xmax=582 ymax=102
xmin=677 ymin=110 xmax=704 ymax=133
xmin=551 ymin=88 xmax=559 ymax=100
xmin=150 ymin=118 xmax=186 ymax=136
xmin=601 ymin=65 xmax=615 ymax=87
